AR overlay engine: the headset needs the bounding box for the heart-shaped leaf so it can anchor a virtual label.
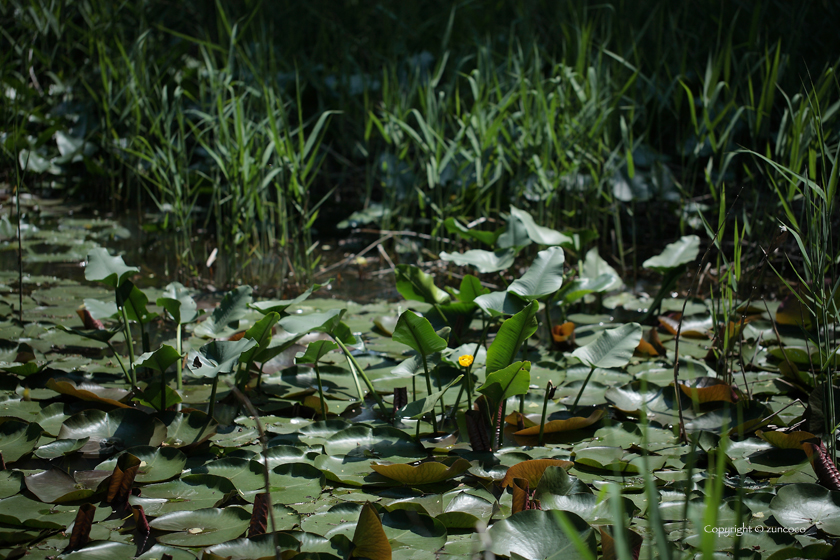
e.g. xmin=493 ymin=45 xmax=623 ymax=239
xmin=370 ymin=458 xmax=471 ymax=485
xmin=643 ymin=235 xmax=700 ymax=273
xmin=135 ymin=345 xmax=181 ymax=372
xmin=478 ymin=361 xmax=531 ymax=409
xmin=186 ymin=338 xmax=258 ymax=379
xmin=486 ymin=301 xmax=539 ymax=373
xmin=572 ymin=323 xmax=642 ymax=369
xmin=487 ymin=509 xmax=595 ymax=559
xmin=508 ymin=247 xmax=565 ymax=300
xmin=395 ymin=265 xmax=450 ymax=305
xmin=440 ymin=249 xmax=516 ymax=274
xmin=85 ymin=248 xmax=138 ymax=288
xmin=194 ymin=286 xmax=253 ymax=338
xmin=392 ymin=310 xmax=447 ymax=356
xmin=157 ymin=282 xmax=199 ymax=324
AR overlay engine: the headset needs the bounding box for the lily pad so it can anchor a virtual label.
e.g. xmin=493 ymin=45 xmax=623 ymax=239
xmin=149 ymin=506 xmax=252 ymax=546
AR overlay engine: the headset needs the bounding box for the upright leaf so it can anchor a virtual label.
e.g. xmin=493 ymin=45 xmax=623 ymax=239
xmin=351 ymin=502 xmax=391 ymax=560
xmin=508 ymin=247 xmax=566 ymax=300
xmin=486 ymin=301 xmax=539 ymax=374
xmin=395 ymin=265 xmax=450 ymax=305
xmin=186 ymin=339 xmax=258 ymax=379
xmin=157 ymin=282 xmax=199 ymax=324
xmin=509 ymin=206 xmax=573 ymax=246
xmin=135 ymin=345 xmax=182 ymax=372
xmin=643 ymin=235 xmax=700 ymax=273
xmin=572 ymin=323 xmax=642 ymax=369
xmin=440 ymin=249 xmax=516 ymax=274
xmin=392 ymin=310 xmax=447 ymax=356
xmin=278 ymin=308 xmax=346 ymax=336
xmin=85 ymin=248 xmax=138 ymax=288
xmin=478 ymin=361 xmax=531 ymax=408
xmin=194 ymin=286 xmax=253 ymax=338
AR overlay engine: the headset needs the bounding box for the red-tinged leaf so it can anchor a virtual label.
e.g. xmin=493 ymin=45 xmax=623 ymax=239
xmin=803 ymin=440 xmax=840 ymax=491
xmin=514 ymin=409 xmax=605 ymax=436
xmin=46 ymin=379 xmax=131 ymax=409
xmin=351 ymin=502 xmax=391 ymax=560
xmin=501 ymin=459 xmax=574 ymax=489
xmin=505 ymin=411 xmax=538 ymax=429
xmin=551 ymin=322 xmax=575 ymax=343
xmin=511 ymin=477 xmax=531 ymax=514
xmin=65 ymin=503 xmax=96 ymax=552
xmin=227 ymin=331 xmax=247 ymax=342
xmin=678 ymin=378 xmax=739 ymax=403
xmin=635 ymin=328 xmax=665 ymax=357
xmin=465 ymin=410 xmax=490 ymax=452
xmin=107 ymin=452 xmax=141 ymax=508
xmin=757 ymin=430 xmax=816 ymax=450
xmin=248 ymin=493 xmax=269 ymax=537
xmin=600 ymin=526 xmax=643 ymax=560
xmin=132 ymin=505 xmax=150 ymax=535
xmin=370 ymin=458 xmax=471 ymax=485
xmin=658 ymin=314 xmax=713 ymax=338
xmin=77 ymin=308 xmax=104 ymax=330
xmin=392 ymin=387 xmax=408 ymax=419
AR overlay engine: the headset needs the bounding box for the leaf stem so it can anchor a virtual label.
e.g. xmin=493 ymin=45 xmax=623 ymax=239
xmin=571 ymin=365 xmax=596 ymax=411
xmin=333 ymin=337 xmax=388 ymax=413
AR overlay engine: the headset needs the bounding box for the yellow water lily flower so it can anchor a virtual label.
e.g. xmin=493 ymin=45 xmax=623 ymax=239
xmin=458 ymin=354 xmax=474 ymax=367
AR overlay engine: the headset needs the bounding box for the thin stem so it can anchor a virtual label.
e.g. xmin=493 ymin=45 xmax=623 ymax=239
xmin=208 ymin=376 xmax=219 ymax=420
xmin=175 ymin=323 xmax=183 ymax=390
xmin=538 ymin=382 xmax=553 ymax=446
xmin=107 ymin=342 xmax=133 ymax=389
xmin=571 ymin=365 xmax=596 ymax=411
xmin=420 ymin=352 xmax=439 ymax=433
xmin=119 ymin=306 xmax=136 ymax=385
xmin=313 ymin=361 xmax=328 ymax=418
xmin=333 ymin=337 xmax=388 ymax=413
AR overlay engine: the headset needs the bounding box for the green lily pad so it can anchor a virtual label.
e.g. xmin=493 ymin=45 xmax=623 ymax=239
xmin=0 ymin=419 xmax=42 ymax=462
xmin=771 ymin=483 xmax=840 ymax=535
xmin=58 ymin=408 xmax=167 ymax=458
xmin=33 ymin=437 xmax=89 ymax=459
xmin=96 ymin=446 xmax=187 ymax=483
xmin=487 ymin=509 xmax=596 ymax=559
xmin=149 ymin=506 xmax=252 ymax=546
xmin=324 ymin=425 xmax=425 ymax=459
xmin=128 ymin=474 xmax=236 ymax=516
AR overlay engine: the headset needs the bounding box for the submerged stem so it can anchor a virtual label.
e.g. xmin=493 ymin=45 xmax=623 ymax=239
xmin=571 ymin=365 xmax=596 ymax=411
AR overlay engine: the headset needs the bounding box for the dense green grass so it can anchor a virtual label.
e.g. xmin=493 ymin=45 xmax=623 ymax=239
xmin=1 ymin=0 xmax=839 ymax=289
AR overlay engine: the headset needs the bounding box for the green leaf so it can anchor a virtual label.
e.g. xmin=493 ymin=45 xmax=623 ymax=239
xmin=128 ymin=474 xmax=235 ymax=515
xmin=392 ymin=310 xmax=448 ymax=356
xmin=443 ymin=218 xmax=502 ymax=247
xmin=643 ymin=235 xmax=700 ymax=273
xmin=85 ymin=248 xmax=138 ymax=288
xmin=771 ymin=483 xmax=840 ymax=535
xmin=186 ymin=338 xmax=259 ymax=379
xmin=249 ymin=280 xmax=330 ymax=315
xmin=58 ymin=408 xmax=167 ymax=457
xmin=440 ymin=248 xmax=516 ymax=273
xmin=135 ymin=344 xmax=182 ymax=372
xmin=474 ymin=290 xmax=528 ymax=316
xmin=239 ymin=312 xmax=281 ymax=364
xmin=116 ymin=280 xmax=158 ymax=323
xmin=395 ymin=265 xmax=450 ymax=305
xmin=478 ymin=361 xmax=531 ymax=408
xmin=487 ymin=509 xmax=595 ymax=560
xmin=33 ymin=437 xmax=89 ymax=459
xmin=396 ymin=375 xmax=463 ymax=419
xmin=0 ymin=420 xmax=41 ymax=463
xmin=97 ymin=446 xmax=187 ymax=483
xmin=560 ymin=274 xmax=618 ymax=305
xmin=509 ymin=206 xmax=573 ymax=246
xmin=149 ymin=506 xmax=251 ymax=547
xmin=194 ymin=286 xmax=253 ymax=338
xmin=278 ymin=308 xmax=346 ymax=336
xmin=486 ymin=301 xmax=539 ymax=374
xmin=372 ymin=458 xmax=471 ymax=485
xmin=157 ymin=281 xmax=199 ymax=324
xmin=580 ymin=248 xmax=622 ymax=289
xmin=571 ymin=323 xmax=642 ymax=369
xmin=457 ymin=275 xmax=490 ymax=303
xmin=508 ymin=247 xmax=566 ymax=300
xmin=297 ymin=340 xmax=339 ymax=364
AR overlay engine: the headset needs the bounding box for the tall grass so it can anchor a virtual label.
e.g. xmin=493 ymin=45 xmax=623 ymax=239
xmin=2 ymin=0 xmax=840 ymax=287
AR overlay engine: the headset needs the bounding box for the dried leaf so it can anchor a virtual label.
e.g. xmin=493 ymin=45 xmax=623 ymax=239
xmin=465 ymin=410 xmax=490 ymax=452
xmin=803 ymin=440 xmax=840 ymax=491
xmin=107 ymin=452 xmax=141 ymax=508
xmin=248 ymin=493 xmax=269 ymax=537
xmin=65 ymin=503 xmax=96 ymax=552
xmin=501 ymin=459 xmax=574 ymax=489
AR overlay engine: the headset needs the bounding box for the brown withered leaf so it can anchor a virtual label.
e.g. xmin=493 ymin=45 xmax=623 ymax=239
xmin=511 ymin=477 xmax=533 ymax=514
xmin=514 ymin=409 xmax=605 ymax=436
xmin=600 ymin=526 xmax=643 ymax=560
xmin=132 ymin=505 xmax=150 ymax=535
xmin=757 ymin=430 xmax=816 ymax=450
xmin=65 ymin=503 xmax=96 ymax=552
xmin=678 ymin=377 xmax=739 ymax=403
xmin=351 ymin=502 xmax=391 ymax=560
xmin=107 ymin=452 xmax=141 ymax=508
xmin=803 ymin=440 xmax=840 ymax=491
xmin=658 ymin=314 xmax=713 ymax=338
xmin=248 ymin=493 xmax=269 ymax=537
xmin=77 ymin=308 xmax=104 ymax=330
xmin=465 ymin=409 xmax=490 ymax=452
xmin=552 ymin=322 xmax=575 ymax=344
xmin=501 ymin=459 xmax=574 ymax=489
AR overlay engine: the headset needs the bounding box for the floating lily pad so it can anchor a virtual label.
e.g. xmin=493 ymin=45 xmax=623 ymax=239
xmin=128 ymin=475 xmax=236 ymax=516
xmin=487 ymin=509 xmax=595 ymax=559
xmin=0 ymin=419 xmax=42 ymax=462
xmin=96 ymin=446 xmax=187 ymax=483
xmin=58 ymin=408 xmax=167 ymax=458
xmin=149 ymin=506 xmax=252 ymax=546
